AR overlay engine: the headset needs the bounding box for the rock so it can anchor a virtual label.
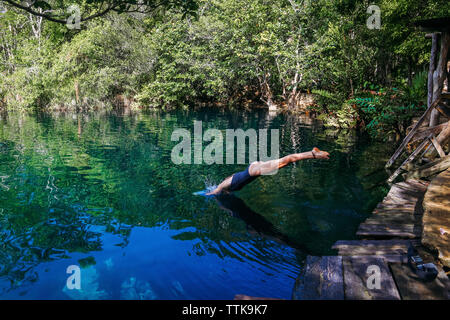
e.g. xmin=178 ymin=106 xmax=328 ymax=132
xmin=422 ymin=168 xmax=450 ymax=268
xmin=120 ymin=277 xmax=157 ymax=300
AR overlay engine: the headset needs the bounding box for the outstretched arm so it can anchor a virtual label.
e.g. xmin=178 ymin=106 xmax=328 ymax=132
xmin=206 ymin=175 xmax=233 ymax=195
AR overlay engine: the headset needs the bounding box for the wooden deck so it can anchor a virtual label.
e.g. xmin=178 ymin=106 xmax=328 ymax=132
xmin=292 ymin=179 xmax=450 ymax=300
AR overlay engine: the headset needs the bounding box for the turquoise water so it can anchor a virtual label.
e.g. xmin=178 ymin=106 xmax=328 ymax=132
xmin=0 ymin=109 xmax=391 ymax=299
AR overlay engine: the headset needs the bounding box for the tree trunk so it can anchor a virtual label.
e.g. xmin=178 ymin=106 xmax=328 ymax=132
xmin=258 ymin=72 xmax=277 ymax=110
xmin=428 ymin=33 xmax=438 ymax=124
xmin=74 ymin=80 xmax=80 ymax=104
xmin=430 ymin=32 xmax=450 ymax=126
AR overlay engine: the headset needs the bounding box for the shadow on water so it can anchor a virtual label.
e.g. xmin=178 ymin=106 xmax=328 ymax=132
xmin=0 ymin=108 xmax=394 ymax=299
xmin=214 ymin=193 xmax=311 ymax=255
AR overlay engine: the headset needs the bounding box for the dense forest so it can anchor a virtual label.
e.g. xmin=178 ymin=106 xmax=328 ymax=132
xmin=0 ymin=0 xmax=449 ymax=138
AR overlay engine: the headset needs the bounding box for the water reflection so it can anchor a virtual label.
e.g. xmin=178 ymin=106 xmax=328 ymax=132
xmin=214 ymin=194 xmax=310 ymax=254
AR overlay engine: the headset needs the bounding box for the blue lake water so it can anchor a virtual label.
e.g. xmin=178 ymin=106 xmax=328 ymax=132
xmin=0 ymin=109 xmax=392 ymax=299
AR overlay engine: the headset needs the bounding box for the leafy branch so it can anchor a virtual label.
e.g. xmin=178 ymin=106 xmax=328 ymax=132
xmin=1 ymin=0 xmax=198 ymax=24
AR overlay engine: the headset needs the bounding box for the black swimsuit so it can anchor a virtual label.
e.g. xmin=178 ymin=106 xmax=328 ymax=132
xmin=229 ymin=165 xmax=258 ymax=191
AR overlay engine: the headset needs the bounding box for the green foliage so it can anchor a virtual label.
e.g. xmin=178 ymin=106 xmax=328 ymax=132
xmin=47 ymin=16 xmax=154 ymax=108
xmin=351 ymin=71 xmax=427 ymax=139
xmin=0 ymin=0 xmax=448 ymax=137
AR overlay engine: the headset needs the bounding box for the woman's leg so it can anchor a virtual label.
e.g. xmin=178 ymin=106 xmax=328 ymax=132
xmin=249 ymin=147 xmax=329 ymax=176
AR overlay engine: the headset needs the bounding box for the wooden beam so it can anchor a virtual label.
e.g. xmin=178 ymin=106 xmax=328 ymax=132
xmin=387 ymin=136 xmax=432 ymax=183
xmin=425 ymin=32 xmax=442 ymax=38
xmin=386 ymin=99 xmax=441 ymax=168
xmin=404 ymin=155 xmax=450 ymax=180
xmin=415 ymin=18 xmax=450 ymax=32
xmin=430 ymin=135 xmax=446 ymax=157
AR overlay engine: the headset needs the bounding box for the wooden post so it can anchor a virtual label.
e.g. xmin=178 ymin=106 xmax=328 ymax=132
xmin=428 ymin=33 xmax=438 ymax=114
xmin=430 ymin=32 xmax=450 ymax=126
xmin=430 ymin=135 xmax=446 ymax=157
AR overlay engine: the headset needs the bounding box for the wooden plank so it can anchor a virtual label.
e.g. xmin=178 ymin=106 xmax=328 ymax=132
xmin=390 ymin=263 xmax=449 ymax=300
xmin=386 ymin=184 xmax=425 ymax=202
xmin=333 ymin=239 xmax=420 ymax=248
xmin=404 ymin=155 xmax=450 ymax=180
xmin=374 ymin=203 xmax=416 ymax=212
xmin=375 ymin=211 xmax=422 ymax=219
xmin=386 ymin=99 xmax=441 ymax=168
xmin=380 ymin=197 xmax=418 ymax=207
xmin=333 ymin=240 xmax=414 ymax=259
xmin=357 ymin=223 xmax=421 ymax=238
xmin=387 ymin=136 xmax=432 ymax=183
xmin=373 ymin=209 xmax=417 ymax=217
xmin=341 ymin=253 xmax=407 ymax=263
xmin=392 ymin=179 xmax=429 ymax=194
xmin=292 ymin=256 xmax=344 ymax=300
xmin=430 ymin=135 xmax=446 ymax=157
xmin=364 ymin=214 xmax=417 ymax=225
xmin=343 ymin=256 xmax=401 ymax=300
xmin=332 ymin=240 xmax=421 ymax=258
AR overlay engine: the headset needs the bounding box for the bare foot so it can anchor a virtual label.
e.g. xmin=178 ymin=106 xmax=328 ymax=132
xmin=312 ymin=147 xmax=330 ymax=159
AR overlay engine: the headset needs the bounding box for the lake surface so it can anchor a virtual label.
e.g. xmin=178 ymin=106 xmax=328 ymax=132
xmin=0 ymin=108 xmax=392 ymax=299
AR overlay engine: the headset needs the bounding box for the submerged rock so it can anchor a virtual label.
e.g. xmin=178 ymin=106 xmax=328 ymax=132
xmin=120 ymin=277 xmax=157 ymax=300
xmin=104 ymin=258 xmax=114 ymax=271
